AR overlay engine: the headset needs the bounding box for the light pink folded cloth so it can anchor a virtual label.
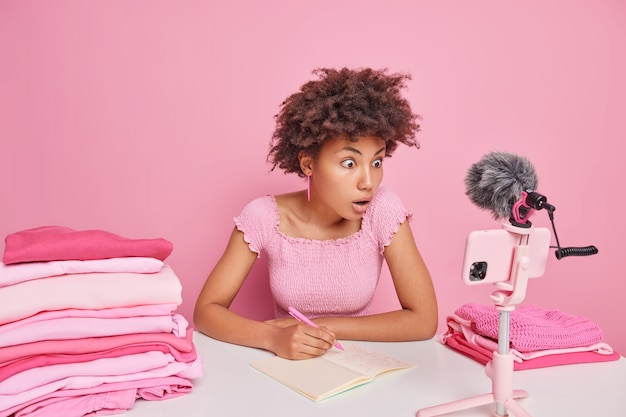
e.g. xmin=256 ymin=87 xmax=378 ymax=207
xmin=0 ymin=351 xmax=176 ymax=395
xmin=442 ymin=331 xmax=621 ymax=370
xmin=0 ymin=265 xmax=182 ymax=326
xmin=0 ymin=328 xmax=197 ymax=382
xmin=5 ymin=376 xmax=193 ymax=417
xmin=0 ymin=257 xmax=164 ymax=288
xmin=15 ymin=388 xmax=137 ymax=417
xmin=440 ymin=312 xmax=620 ymax=370
xmin=444 ymin=313 xmax=615 ymax=361
xmin=0 ymin=313 xmax=188 ymax=349
xmin=0 ymin=353 xmax=202 ymax=413
xmin=0 ymin=331 xmax=195 ymax=366
xmin=0 ymin=303 xmax=178 ymax=335
xmin=3 ymin=226 xmax=173 ymax=264
xmin=454 ymin=303 xmax=605 ymax=352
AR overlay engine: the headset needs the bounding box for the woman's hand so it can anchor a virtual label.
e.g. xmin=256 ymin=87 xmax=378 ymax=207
xmin=264 ymin=319 xmax=337 ymax=360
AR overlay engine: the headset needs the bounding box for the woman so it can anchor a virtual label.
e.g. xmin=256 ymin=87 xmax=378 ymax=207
xmin=194 ymin=67 xmax=438 ymax=360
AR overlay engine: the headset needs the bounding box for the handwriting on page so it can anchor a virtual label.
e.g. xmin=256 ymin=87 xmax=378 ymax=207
xmin=323 ymin=343 xmax=414 ymax=377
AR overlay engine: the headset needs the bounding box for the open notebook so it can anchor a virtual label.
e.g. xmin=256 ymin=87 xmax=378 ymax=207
xmin=250 ymin=342 xmax=414 ymax=401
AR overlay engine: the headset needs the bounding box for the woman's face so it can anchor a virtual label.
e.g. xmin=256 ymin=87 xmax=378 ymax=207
xmin=310 ymin=135 xmax=386 ymax=220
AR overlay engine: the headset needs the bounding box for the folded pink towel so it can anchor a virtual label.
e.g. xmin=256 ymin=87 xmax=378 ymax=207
xmin=3 ymin=226 xmax=173 ymax=264
xmin=455 ymin=303 xmax=605 ymax=352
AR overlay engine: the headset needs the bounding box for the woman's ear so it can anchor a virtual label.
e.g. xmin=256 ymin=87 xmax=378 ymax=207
xmin=299 ymin=152 xmax=313 ymax=176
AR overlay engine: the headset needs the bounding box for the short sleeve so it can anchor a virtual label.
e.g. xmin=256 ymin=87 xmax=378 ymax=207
xmin=364 ymin=187 xmax=413 ymax=253
xmin=233 ymin=196 xmax=278 ymax=257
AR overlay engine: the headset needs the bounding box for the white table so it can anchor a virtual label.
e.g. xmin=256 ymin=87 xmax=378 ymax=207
xmin=124 ymin=332 xmax=626 ymax=416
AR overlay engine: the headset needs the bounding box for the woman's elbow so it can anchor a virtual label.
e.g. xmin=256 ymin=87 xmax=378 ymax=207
xmin=193 ymin=300 xmax=215 ymax=336
xmin=413 ymin=305 xmax=439 ymax=340
xmin=422 ymin=315 xmax=438 ymax=340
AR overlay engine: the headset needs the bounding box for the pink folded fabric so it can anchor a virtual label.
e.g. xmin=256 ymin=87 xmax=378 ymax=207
xmin=441 ymin=307 xmax=621 ymax=370
xmin=5 ymin=376 xmax=193 ymax=417
xmin=3 ymin=226 xmax=173 ymax=265
xmin=0 ymin=303 xmax=178 ymax=335
xmin=15 ymin=388 xmax=136 ymax=417
xmin=0 ymin=329 xmax=198 ymax=381
xmin=0 ymin=265 xmax=182 ymax=326
xmin=0 ymin=257 xmax=164 ymax=288
xmin=0 ymin=356 xmax=201 ymax=414
xmin=0 ymin=351 xmax=176 ymax=395
xmin=442 ymin=332 xmax=493 ymax=365
xmin=0 ymin=333 xmax=197 ymax=382
xmin=443 ymin=332 xmax=621 ymax=370
xmin=455 ymin=303 xmax=605 ymax=352
xmin=0 ymin=331 xmax=195 ymax=366
xmin=0 ymin=313 xmax=188 ymax=349
xmin=443 ymin=313 xmax=616 ymax=361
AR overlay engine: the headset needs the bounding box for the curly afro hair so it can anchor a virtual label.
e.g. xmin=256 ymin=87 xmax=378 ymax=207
xmin=267 ymin=67 xmax=421 ymax=177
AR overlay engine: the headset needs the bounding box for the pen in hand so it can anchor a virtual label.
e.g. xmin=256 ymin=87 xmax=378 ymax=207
xmin=288 ymin=306 xmax=344 ymax=351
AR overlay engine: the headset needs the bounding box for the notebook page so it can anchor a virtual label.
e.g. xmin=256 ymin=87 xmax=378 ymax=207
xmin=322 ymin=342 xmax=414 ymax=378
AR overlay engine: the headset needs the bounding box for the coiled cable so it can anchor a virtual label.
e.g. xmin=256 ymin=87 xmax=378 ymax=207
xmin=547 ymin=208 xmax=598 ymax=260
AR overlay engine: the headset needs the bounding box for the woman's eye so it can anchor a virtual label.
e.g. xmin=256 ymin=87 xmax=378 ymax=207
xmin=341 ymin=159 xmax=355 ymax=168
xmin=373 ymin=159 xmax=383 ymax=168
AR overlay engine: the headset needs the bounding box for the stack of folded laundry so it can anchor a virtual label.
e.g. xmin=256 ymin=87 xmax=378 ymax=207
xmin=0 ymin=226 xmax=202 ymax=417
xmin=441 ymin=302 xmax=620 ymax=370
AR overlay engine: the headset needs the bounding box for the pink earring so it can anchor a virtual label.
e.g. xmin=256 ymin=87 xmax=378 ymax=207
xmin=307 ymin=175 xmax=311 ymax=202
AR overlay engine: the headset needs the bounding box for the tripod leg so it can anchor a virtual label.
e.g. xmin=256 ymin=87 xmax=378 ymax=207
xmin=417 ymin=393 xmax=495 ymax=417
xmin=500 ymin=396 xmax=532 ymax=417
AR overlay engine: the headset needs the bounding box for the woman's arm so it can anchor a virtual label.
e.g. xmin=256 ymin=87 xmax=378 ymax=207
xmin=312 ymin=220 xmax=438 ymax=341
xmin=193 ymin=227 xmax=338 ymax=359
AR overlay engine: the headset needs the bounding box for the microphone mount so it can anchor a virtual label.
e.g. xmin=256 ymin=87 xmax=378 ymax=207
xmin=510 ymin=191 xmax=598 ymax=259
xmin=509 ymin=191 xmax=552 ymax=228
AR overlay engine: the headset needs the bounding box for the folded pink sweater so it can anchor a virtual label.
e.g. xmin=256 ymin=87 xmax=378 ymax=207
xmin=455 ymin=303 xmax=605 ymax=352
xmin=443 ymin=331 xmax=620 ymax=370
xmin=3 ymin=226 xmax=173 ymax=264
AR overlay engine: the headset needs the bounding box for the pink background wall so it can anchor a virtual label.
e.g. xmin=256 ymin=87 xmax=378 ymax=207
xmin=1 ymin=1 xmax=624 ymax=355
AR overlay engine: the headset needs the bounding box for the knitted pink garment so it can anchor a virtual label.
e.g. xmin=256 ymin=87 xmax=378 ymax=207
xmin=3 ymin=226 xmax=173 ymax=264
xmin=454 ymin=303 xmax=605 ymax=352
xmin=234 ymin=187 xmax=411 ymax=319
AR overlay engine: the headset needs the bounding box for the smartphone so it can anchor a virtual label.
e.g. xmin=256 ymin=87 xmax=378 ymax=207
xmin=461 ymin=227 xmax=551 ymax=285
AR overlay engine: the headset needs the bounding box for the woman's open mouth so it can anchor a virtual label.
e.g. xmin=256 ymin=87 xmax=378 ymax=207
xmin=352 ymin=200 xmax=370 ymax=213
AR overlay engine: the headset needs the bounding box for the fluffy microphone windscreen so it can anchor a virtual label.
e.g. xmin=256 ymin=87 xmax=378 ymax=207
xmin=465 ymin=151 xmax=538 ymax=219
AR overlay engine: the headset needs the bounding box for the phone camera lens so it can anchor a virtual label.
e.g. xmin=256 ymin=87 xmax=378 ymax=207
xmin=470 ymin=261 xmax=487 ymax=281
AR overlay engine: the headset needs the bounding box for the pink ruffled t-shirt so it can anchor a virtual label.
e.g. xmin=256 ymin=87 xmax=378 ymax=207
xmin=234 ymin=187 xmax=412 ymax=319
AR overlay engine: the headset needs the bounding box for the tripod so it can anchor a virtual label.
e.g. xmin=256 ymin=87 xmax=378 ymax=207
xmin=417 ymin=222 xmax=540 ymax=417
